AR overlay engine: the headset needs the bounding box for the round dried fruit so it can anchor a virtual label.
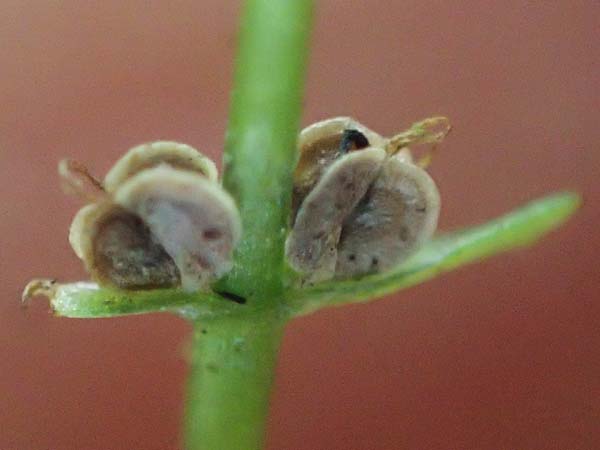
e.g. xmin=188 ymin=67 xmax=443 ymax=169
xmin=335 ymin=152 xmax=440 ymax=277
xmin=66 ymin=141 xmax=240 ymax=292
xmin=286 ymin=147 xmax=386 ymax=281
xmin=286 ymin=116 xmax=447 ymax=282
xmin=114 ymin=166 xmax=241 ymax=292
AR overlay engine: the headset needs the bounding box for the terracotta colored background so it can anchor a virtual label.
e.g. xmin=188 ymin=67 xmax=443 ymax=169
xmin=1 ymin=1 xmax=598 ymax=449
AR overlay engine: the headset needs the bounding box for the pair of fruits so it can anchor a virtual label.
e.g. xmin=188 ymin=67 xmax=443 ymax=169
xmin=63 ymin=117 xmax=449 ymax=292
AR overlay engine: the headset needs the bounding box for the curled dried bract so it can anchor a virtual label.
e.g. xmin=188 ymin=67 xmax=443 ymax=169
xmin=58 ymin=159 xmax=108 ymax=203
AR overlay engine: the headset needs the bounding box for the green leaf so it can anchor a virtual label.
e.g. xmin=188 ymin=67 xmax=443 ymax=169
xmin=285 ymin=191 xmax=581 ymax=317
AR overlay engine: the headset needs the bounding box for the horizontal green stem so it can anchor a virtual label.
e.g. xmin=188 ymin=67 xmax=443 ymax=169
xmin=24 ymin=282 xmax=241 ymax=320
xmin=286 ymin=191 xmax=581 ymax=317
xmin=31 ymin=192 xmax=580 ymax=320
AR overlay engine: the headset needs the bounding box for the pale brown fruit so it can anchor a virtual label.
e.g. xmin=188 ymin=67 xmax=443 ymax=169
xmin=66 ymin=142 xmax=240 ymax=292
xmin=335 ymin=153 xmax=440 ymax=277
xmin=287 ymin=116 xmax=446 ymax=282
xmin=114 ymin=166 xmax=241 ymax=292
xmin=286 ymin=147 xmax=386 ymax=281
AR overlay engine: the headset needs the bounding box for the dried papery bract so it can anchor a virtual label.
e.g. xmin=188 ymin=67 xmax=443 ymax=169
xmin=21 ymin=279 xmax=57 ymax=305
xmin=286 ymin=148 xmax=386 ymax=281
xmin=387 ymin=116 xmax=451 ymax=168
xmin=115 ymin=166 xmax=242 ymax=292
xmin=104 ymin=141 xmax=218 ymax=193
xmin=336 ymin=153 xmax=440 ymax=277
xmin=69 ymin=202 xmax=180 ymax=289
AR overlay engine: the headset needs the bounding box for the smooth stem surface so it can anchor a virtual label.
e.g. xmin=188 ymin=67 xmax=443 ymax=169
xmin=185 ymin=316 xmax=284 ymax=450
xmin=220 ymin=0 xmax=313 ymax=300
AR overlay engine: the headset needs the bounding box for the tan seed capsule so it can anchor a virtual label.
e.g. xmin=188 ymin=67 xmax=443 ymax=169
xmin=104 ymin=141 xmax=218 ymax=193
xmin=335 ymin=153 xmax=440 ymax=277
xmin=114 ymin=166 xmax=242 ymax=292
xmin=286 ymin=147 xmax=386 ymax=281
xmin=287 ymin=116 xmax=448 ymax=282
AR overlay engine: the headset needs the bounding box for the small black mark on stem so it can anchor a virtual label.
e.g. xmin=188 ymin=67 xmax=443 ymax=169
xmin=217 ymin=291 xmax=247 ymax=304
xmin=203 ymin=228 xmax=223 ymax=240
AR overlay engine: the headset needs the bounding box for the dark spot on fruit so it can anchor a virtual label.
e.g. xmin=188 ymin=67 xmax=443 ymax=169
xmin=339 ymin=129 xmax=370 ymax=154
xmin=399 ymin=226 xmax=409 ymax=242
xmin=203 ymin=228 xmax=222 ymax=240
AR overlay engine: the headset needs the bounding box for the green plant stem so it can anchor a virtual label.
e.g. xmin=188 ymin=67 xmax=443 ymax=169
xmin=184 ymin=315 xmax=284 ymax=450
xmin=220 ymin=0 xmax=314 ymax=300
xmin=185 ymin=1 xmax=313 ymax=449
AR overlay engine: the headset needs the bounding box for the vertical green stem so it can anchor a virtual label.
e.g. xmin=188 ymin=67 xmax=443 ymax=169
xmin=220 ymin=0 xmax=314 ymax=300
xmin=185 ymin=1 xmax=313 ymax=448
xmin=185 ymin=316 xmax=284 ymax=450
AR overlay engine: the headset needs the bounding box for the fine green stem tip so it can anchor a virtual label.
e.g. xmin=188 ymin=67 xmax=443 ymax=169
xmin=286 ymin=191 xmax=581 ymax=316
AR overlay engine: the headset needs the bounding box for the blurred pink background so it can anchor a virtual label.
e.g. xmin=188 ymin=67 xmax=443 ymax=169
xmin=1 ymin=1 xmax=598 ymax=449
